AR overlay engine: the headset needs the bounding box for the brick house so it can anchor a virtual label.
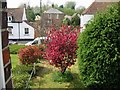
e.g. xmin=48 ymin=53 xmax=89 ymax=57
xmin=40 ymin=8 xmax=65 ymax=36
xmin=0 ymin=0 xmax=13 ymax=89
xmin=80 ymin=0 xmax=120 ymax=32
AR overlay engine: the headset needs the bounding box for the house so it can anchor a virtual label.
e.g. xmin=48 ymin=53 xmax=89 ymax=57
xmin=40 ymin=8 xmax=65 ymax=36
xmin=80 ymin=0 xmax=120 ymax=32
xmin=7 ymin=8 xmax=35 ymax=40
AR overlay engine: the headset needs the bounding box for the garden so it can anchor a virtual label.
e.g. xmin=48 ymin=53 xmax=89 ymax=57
xmin=10 ymin=3 xmax=120 ymax=89
xmin=10 ymin=26 xmax=84 ymax=89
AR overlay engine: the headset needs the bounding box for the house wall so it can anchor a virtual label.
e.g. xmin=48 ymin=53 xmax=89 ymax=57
xmin=0 ymin=2 xmax=5 ymax=88
xmin=40 ymin=13 xmax=64 ymax=36
xmin=20 ymin=21 xmax=34 ymax=39
xmin=80 ymin=14 xmax=94 ymax=32
xmin=8 ymin=23 xmax=19 ymax=39
xmin=8 ymin=22 xmax=34 ymax=40
xmin=41 ymin=13 xmax=65 ymax=28
xmin=0 ymin=0 xmax=13 ymax=89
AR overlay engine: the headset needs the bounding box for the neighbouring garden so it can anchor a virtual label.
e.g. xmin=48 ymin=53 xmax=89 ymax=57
xmin=10 ymin=26 xmax=84 ymax=89
xmin=10 ymin=3 xmax=120 ymax=89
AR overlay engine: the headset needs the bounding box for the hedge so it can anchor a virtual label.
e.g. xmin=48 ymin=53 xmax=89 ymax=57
xmin=77 ymin=3 xmax=120 ymax=88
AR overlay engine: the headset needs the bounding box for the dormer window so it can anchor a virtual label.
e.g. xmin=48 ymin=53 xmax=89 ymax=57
xmin=8 ymin=16 xmax=13 ymax=22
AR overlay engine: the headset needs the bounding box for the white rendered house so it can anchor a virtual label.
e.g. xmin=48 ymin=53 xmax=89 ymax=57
xmin=80 ymin=0 xmax=120 ymax=32
xmin=7 ymin=8 xmax=35 ymax=40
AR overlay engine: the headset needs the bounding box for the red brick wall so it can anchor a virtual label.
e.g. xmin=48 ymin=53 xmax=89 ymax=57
xmin=1 ymin=1 xmax=13 ymax=89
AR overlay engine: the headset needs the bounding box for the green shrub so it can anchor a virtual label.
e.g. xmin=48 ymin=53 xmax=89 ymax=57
xmin=52 ymin=71 xmax=73 ymax=82
xmin=77 ymin=3 xmax=120 ymax=88
xmin=12 ymin=64 xmax=33 ymax=89
xmin=9 ymin=44 xmax=26 ymax=54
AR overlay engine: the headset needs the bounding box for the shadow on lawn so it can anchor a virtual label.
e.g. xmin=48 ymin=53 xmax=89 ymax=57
xmin=68 ymin=73 xmax=84 ymax=88
xmin=35 ymin=65 xmax=52 ymax=77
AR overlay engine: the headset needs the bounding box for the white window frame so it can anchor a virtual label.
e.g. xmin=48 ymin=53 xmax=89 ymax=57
xmin=8 ymin=16 xmax=13 ymax=22
xmin=56 ymin=14 xmax=59 ymax=19
xmin=48 ymin=14 xmax=51 ymax=19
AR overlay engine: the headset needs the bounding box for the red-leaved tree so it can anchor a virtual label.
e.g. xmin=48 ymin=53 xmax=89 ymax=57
xmin=18 ymin=45 xmax=43 ymax=64
xmin=44 ymin=25 xmax=80 ymax=74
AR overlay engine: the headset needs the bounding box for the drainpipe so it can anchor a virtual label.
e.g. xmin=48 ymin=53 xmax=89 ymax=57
xmin=0 ymin=1 xmax=6 ymax=89
xmin=18 ymin=23 xmax=20 ymax=40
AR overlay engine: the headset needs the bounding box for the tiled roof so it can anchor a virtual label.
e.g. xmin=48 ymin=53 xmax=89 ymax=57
xmin=44 ymin=8 xmax=64 ymax=14
xmin=7 ymin=8 xmax=24 ymax=22
xmin=82 ymin=2 xmax=116 ymax=15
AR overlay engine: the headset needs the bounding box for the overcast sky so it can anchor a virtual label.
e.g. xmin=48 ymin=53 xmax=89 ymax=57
xmin=7 ymin=0 xmax=94 ymax=8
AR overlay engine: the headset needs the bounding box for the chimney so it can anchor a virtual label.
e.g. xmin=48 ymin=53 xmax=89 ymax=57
xmin=52 ymin=4 xmax=54 ymax=8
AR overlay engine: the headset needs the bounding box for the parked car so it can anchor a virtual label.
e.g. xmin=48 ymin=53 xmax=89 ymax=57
xmin=25 ymin=37 xmax=47 ymax=46
xmin=9 ymin=40 xmax=17 ymax=45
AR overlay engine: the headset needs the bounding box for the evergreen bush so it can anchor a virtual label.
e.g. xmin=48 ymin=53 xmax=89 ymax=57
xmin=52 ymin=71 xmax=73 ymax=82
xmin=77 ymin=3 xmax=120 ymax=88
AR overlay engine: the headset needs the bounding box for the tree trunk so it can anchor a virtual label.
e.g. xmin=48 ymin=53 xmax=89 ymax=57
xmin=61 ymin=67 xmax=67 ymax=75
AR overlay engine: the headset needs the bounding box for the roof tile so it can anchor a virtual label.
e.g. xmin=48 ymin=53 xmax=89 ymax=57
xmin=82 ymin=2 xmax=116 ymax=15
xmin=7 ymin=8 xmax=24 ymax=22
xmin=44 ymin=8 xmax=64 ymax=14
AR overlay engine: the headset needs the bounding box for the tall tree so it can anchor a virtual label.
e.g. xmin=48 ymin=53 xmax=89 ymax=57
xmin=59 ymin=5 xmax=64 ymax=8
xmin=26 ymin=6 xmax=35 ymax=21
xmin=65 ymin=1 xmax=76 ymax=9
xmin=71 ymin=13 xmax=80 ymax=26
xmin=76 ymin=6 xmax=85 ymax=14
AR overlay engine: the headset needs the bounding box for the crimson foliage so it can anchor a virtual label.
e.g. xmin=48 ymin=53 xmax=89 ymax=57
xmin=18 ymin=45 xmax=43 ymax=64
xmin=44 ymin=26 xmax=80 ymax=74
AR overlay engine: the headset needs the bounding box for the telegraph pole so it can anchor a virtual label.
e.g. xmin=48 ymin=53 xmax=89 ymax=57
xmin=40 ymin=0 xmax=42 ymax=15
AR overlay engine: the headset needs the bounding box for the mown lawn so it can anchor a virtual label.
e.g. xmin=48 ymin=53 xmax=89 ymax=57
xmin=30 ymin=60 xmax=84 ymax=88
xmin=10 ymin=54 xmax=19 ymax=69
xmin=10 ymin=54 xmax=84 ymax=88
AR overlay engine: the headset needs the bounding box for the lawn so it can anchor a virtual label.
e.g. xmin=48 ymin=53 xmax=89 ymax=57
xmin=30 ymin=60 xmax=84 ymax=88
xmin=10 ymin=54 xmax=19 ymax=69
xmin=10 ymin=54 xmax=84 ymax=88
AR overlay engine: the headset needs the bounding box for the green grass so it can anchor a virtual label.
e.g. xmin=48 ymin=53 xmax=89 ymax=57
xmin=10 ymin=54 xmax=19 ymax=69
xmin=30 ymin=60 xmax=84 ymax=88
xmin=10 ymin=54 xmax=84 ymax=88
xmin=9 ymin=44 xmax=26 ymax=54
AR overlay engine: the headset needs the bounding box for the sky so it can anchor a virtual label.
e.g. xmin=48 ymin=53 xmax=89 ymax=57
xmin=7 ymin=0 xmax=94 ymax=8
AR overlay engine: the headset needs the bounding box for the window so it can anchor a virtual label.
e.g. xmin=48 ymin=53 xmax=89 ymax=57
xmin=24 ymin=28 xmax=29 ymax=35
xmin=48 ymin=20 xmax=52 ymax=24
xmin=9 ymin=17 xmax=11 ymax=21
xmin=48 ymin=14 xmax=51 ymax=19
xmin=7 ymin=26 xmax=13 ymax=35
xmin=56 ymin=14 xmax=59 ymax=19
xmin=8 ymin=16 xmax=13 ymax=22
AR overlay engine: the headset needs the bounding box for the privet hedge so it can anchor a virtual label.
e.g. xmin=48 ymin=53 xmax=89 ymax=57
xmin=77 ymin=3 xmax=120 ymax=88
